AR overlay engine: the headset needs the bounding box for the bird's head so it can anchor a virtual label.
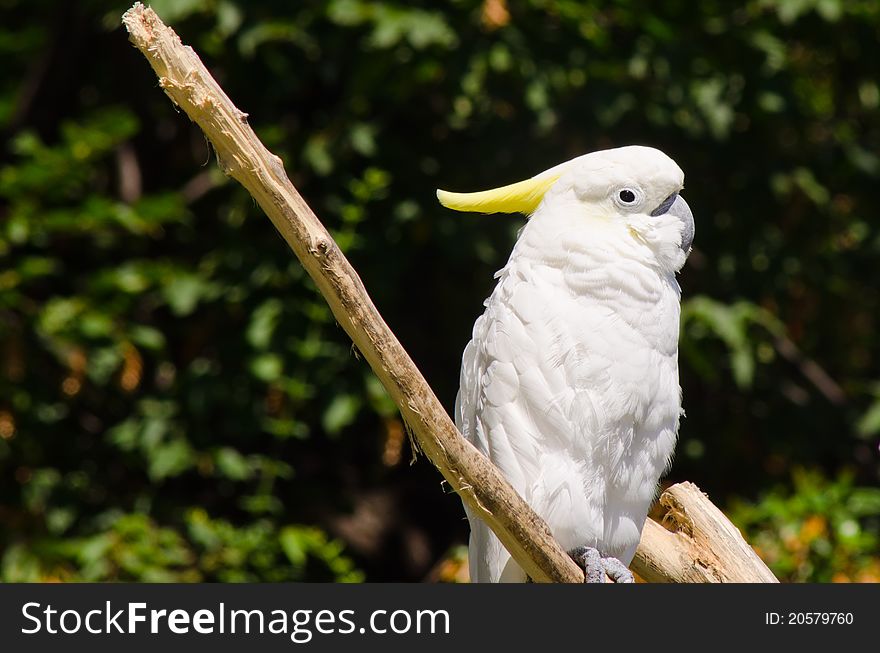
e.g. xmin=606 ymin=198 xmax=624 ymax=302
xmin=437 ymin=145 xmax=694 ymax=272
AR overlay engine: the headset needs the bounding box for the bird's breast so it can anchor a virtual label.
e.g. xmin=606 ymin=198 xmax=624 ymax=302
xmin=497 ymin=245 xmax=682 ymax=359
xmin=461 ymin=239 xmax=684 ymax=567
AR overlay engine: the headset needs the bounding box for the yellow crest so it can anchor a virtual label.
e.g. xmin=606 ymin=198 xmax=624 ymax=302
xmin=436 ymin=175 xmax=560 ymax=215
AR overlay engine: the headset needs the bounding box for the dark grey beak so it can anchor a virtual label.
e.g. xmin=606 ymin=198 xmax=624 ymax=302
xmin=651 ymin=192 xmax=694 ymax=253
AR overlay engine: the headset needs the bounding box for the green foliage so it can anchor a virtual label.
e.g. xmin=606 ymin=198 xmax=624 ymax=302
xmin=682 ymin=296 xmax=783 ymax=388
xmin=731 ymin=469 xmax=880 ymax=582
xmin=0 ymin=0 xmax=878 ymax=581
xmin=2 ymin=510 xmax=362 ymax=582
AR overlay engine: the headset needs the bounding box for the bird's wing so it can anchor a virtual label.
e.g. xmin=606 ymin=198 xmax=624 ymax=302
xmin=457 ymin=298 xmax=544 ymax=582
xmin=456 ymin=266 xmax=608 ymax=582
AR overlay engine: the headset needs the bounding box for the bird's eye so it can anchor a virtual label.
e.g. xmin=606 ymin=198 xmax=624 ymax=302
xmin=618 ymin=189 xmax=637 ymax=204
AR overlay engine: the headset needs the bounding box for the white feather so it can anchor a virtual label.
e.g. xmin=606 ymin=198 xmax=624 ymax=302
xmin=454 ymin=146 xmax=690 ymax=582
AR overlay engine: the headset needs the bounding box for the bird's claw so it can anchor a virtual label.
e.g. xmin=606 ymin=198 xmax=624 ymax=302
xmin=569 ymin=546 xmax=635 ymax=584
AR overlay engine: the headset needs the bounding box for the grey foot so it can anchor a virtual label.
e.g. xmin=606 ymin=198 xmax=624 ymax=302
xmin=569 ymin=546 xmax=635 ymax=584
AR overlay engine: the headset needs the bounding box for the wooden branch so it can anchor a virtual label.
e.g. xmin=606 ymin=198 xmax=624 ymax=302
xmin=121 ymin=3 xmax=777 ymax=584
xmin=632 ymin=482 xmax=778 ymax=583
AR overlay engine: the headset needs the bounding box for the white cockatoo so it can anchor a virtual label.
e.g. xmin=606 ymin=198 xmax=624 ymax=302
xmin=438 ymin=146 xmax=694 ymax=583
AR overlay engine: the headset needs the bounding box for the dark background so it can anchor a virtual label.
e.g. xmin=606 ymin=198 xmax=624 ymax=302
xmin=1 ymin=0 xmax=878 ymax=582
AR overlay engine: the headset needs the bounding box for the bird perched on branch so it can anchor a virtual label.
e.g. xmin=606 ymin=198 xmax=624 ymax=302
xmin=438 ymin=146 xmax=694 ymax=583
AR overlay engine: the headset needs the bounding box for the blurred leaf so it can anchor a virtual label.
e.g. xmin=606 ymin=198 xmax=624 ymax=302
xmin=856 ymin=400 xmax=880 ymax=438
xmin=250 ymin=352 xmax=283 ymax=382
xmin=215 ymin=447 xmax=252 ymax=481
xmin=322 ymin=394 xmax=361 ymax=435
xmin=163 ymin=274 xmax=215 ymax=317
xmin=148 ymin=439 xmax=195 ymax=482
xmin=247 ymin=299 xmax=283 ymax=350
